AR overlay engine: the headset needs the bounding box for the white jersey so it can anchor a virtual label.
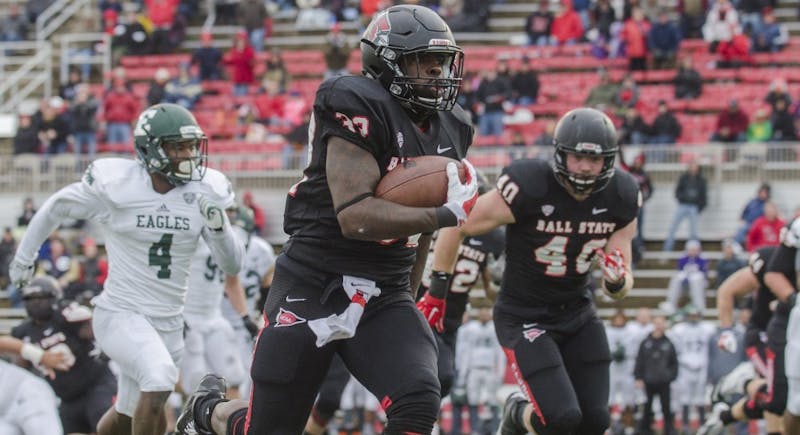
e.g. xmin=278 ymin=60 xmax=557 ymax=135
xmin=455 ymin=320 xmax=505 ymax=381
xmin=668 ymin=320 xmax=715 ymax=372
xmin=626 ymin=321 xmax=654 ymax=356
xmin=15 ymin=158 xmax=240 ymax=317
xmin=222 ymin=230 xmax=276 ymax=323
xmin=606 ymin=323 xmax=639 ymax=366
xmin=184 ymin=237 xmax=226 ymax=318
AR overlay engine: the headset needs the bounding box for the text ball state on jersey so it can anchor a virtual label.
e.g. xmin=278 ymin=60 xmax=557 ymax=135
xmin=375 ymin=156 xmax=466 ymax=207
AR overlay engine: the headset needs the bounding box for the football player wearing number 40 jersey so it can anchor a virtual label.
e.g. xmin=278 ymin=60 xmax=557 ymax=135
xmin=177 ymin=4 xmax=478 ymax=435
xmin=427 ymin=107 xmax=641 ymax=435
xmin=8 ymin=103 xmax=244 ymax=435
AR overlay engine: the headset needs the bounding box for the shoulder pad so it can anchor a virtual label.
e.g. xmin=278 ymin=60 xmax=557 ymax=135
xmin=608 ymin=170 xmax=641 ymax=223
xmin=496 ymin=159 xmax=552 ymax=217
xmin=781 ymin=218 xmax=800 ymax=248
xmin=316 ymin=76 xmax=390 ymax=153
xmin=83 ymin=158 xmax=140 ymax=189
xmin=198 ymin=168 xmax=235 ymax=209
xmin=449 ymin=104 xmax=473 ymax=131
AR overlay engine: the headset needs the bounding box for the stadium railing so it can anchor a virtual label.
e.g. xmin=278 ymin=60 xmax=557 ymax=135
xmin=1 ymin=142 xmax=799 ymax=193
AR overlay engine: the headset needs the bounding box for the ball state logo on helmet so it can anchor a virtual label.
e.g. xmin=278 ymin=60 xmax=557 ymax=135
xmin=364 ymin=11 xmax=391 ymax=46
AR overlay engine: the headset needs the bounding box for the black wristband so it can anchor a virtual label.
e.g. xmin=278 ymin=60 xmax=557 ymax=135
xmin=435 ymin=206 xmax=458 ymax=228
xmin=605 ymin=276 xmax=626 ymax=294
xmin=428 ymin=271 xmax=452 ymax=299
xmin=789 ymin=292 xmax=797 ymax=307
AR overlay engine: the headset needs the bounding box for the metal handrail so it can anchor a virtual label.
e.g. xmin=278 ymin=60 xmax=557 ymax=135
xmin=0 ymin=41 xmax=52 ymax=112
xmin=59 ymin=32 xmax=112 ymax=88
xmin=35 ymin=0 xmax=89 ymax=41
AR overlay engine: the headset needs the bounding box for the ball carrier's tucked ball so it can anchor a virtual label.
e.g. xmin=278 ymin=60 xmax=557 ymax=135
xmin=375 ymin=156 xmax=466 ymax=207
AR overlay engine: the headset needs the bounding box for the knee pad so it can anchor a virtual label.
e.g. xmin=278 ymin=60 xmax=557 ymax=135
xmin=530 ymin=406 xmax=582 ymax=435
xmin=383 ymin=390 xmax=440 ymax=435
xmin=226 ymin=407 xmax=248 ymax=435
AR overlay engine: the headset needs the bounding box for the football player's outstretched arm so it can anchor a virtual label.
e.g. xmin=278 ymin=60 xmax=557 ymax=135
xmin=329 ymin=136 xmax=476 ymax=241
xmin=432 ymin=190 xmax=515 ymax=274
xmin=716 ymin=267 xmax=758 ymax=328
xmin=201 ymin=212 xmax=244 ymax=275
xmin=223 ymin=274 xmax=249 ymax=317
xmin=12 ymin=181 xmax=107 ymax=287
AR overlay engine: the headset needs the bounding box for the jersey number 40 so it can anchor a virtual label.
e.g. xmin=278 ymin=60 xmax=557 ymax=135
xmin=535 ymin=236 xmax=606 ymax=277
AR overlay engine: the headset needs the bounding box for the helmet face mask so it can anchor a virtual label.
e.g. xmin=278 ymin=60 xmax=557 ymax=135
xmin=22 ymin=276 xmax=62 ymax=322
xmin=134 ymin=104 xmax=209 ymax=186
xmin=552 ymin=108 xmax=618 ymax=195
xmin=361 ymin=5 xmax=463 ymax=119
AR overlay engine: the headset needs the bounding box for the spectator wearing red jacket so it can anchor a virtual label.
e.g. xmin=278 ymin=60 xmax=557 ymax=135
xmin=746 ymin=201 xmax=785 ymax=252
xmin=145 ymin=0 xmax=179 ymax=53
xmin=550 ymin=0 xmax=583 ymax=46
xmin=243 ymin=191 xmax=265 ymax=235
xmin=711 ymin=98 xmax=749 ymax=142
xmin=717 ymin=27 xmax=754 ymax=68
xmin=102 ymin=78 xmax=139 ymax=145
xmin=224 ymin=31 xmax=255 ymax=96
xmin=620 ymin=7 xmax=651 ymax=70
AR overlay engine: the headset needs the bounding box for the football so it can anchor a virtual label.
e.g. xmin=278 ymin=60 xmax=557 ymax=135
xmin=375 ymin=156 xmax=465 ymax=207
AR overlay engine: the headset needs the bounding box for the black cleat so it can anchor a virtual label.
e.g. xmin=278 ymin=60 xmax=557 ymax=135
xmin=176 ymin=374 xmax=227 ymax=435
xmin=496 ymin=392 xmax=529 ymax=435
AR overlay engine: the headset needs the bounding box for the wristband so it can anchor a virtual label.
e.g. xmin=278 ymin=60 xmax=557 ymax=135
xmin=604 ymin=276 xmax=626 ymax=294
xmin=20 ymin=343 xmax=44 ymax=365
xmin=428 ymin=271 xmax=452 ymax=299
xmin=435 ymin=206 xmax=458 ymax=228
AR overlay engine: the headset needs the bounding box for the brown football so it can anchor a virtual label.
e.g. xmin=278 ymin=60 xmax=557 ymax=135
xmin=375 ymin=156 xmax=465 ymax=207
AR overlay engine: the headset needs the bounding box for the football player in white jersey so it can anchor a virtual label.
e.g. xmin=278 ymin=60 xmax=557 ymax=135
xmin=0 ymin=359 xmax=63 ymax=435
xmin=454 ymin=305 xmax=505 ymax=434
xmin=220 ymin=205 xmax=276 ymax=397
xmin=668 ymin=305 xmax=716 ymax=431
xmin=8 ymin=103 xmax=244 ymax=435
xmin=181 ymin=235 xmax=256 ymax=399
xmin=605 ymin=310 xmax=639 ymax=434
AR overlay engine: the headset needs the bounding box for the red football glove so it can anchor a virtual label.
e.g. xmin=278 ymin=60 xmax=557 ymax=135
xmin=417 ymin=292 xmax=446 ymax=333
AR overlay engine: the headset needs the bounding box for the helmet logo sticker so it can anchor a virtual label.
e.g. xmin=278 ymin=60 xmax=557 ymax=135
xmin=574 ymin=142 xmax=602 ymax=154
xmin=396 ymin=131 xmax=404 ymax=148
xmin=541 ymin=205 xmax=554 ymax=216
xmin=428 ymin=38 xmax=452 ymax=46
xmin=183 ymin=193 xmax=197 ymax=204
xmin=180 ymin=125 xmax=203 ymax=137
xmin=364 ymin=11 xmax=391 ymax=45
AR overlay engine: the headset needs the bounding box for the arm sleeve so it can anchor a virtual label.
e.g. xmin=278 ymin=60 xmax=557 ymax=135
xmin=202 ymin=219 xmax=244 ymax=275
xmin=15 ymin=179 xmax=108 ymax=265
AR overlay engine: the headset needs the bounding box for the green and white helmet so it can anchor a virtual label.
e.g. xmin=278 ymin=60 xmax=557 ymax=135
xmin=133 ymin=103 xmax=208 ymax=186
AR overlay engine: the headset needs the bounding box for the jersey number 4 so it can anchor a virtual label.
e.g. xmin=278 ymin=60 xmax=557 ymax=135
xmin=534 ymin=235 xmax=606 ymax=276
xmin=149 ymin=234 xmax=173 ymax=279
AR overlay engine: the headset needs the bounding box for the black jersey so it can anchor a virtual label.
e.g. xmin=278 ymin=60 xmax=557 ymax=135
xmin=748 ymin=246 xmax=778 ymax=331
xmin=283 ymin=75 xmax=473 ymax=292
xmin=419 ymin=228 xmax=505 ymax=334
xmin=11 ymin=306 xmax=111 ymax=400
xmin=495 ymin=159 xmax=640 ymax=307
xmin=766 ymin=219 xmax=799 ymax=315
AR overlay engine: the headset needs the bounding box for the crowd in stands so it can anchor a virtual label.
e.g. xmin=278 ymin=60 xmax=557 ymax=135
xmin=8 ymin=0 xmax=800 ymax=164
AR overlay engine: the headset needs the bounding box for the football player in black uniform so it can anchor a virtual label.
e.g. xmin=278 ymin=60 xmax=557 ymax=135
xmin=11 ymin=276 xmax=117 ymax=435
xmin=429 ymin=107 xmax=640 ymax=435
xmin=700 ymin=223 xmax=799 ymax=435
xmin=176 ymin=5 xmax=478 ymax=435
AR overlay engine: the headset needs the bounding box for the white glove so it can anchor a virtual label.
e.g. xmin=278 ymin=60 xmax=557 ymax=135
xmin=717 ymin=329 xmax=738 ymax=353
xmin=442 ymin=159 xmax=479 ymax=226
xmin=9 ymin=258 xmax=34 ymax=289
xmin=198 ymin=195 xmax=224 ymax=231
xmin=62 ymin=302 xmax=92 ymax=322
xmin=596 ymin=248 xmax=626 ymax=285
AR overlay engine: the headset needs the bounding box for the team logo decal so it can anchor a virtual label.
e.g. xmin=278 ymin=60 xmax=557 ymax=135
xmin=522 ymin=324 xmax=545 ymax=343
xmin=396 ymin=131 xmax=404 ymax=149
xmin=541 ymin=204 xmax=554 ymax=216
xmin=275 ymin=308 xmax=307 ymax=327
xmin=575 ymin=142 xmax=602 ymax=154
xmin=183 ymin=193 xmax=196 ymax=204
xmin=364 ymin=11 xmax=391 ymax=45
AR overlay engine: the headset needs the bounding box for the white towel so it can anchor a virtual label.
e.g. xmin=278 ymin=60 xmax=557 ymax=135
xmin=308 ymin=275 xmax=381 ymax=347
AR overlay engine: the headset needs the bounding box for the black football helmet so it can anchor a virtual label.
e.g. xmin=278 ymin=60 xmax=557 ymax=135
xmin=552 ymin=107 xmax=618 ymax=195
xmin=133 ymin=103 xmax=208 ymax=186
xmin=361 ymin=5 xmax=464 ymax=119
xmin=22 ymin=276 xmax=62 ymax=321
